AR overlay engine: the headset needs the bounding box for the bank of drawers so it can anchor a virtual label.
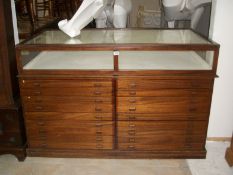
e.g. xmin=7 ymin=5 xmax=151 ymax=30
xmin=20 ymin=79 xmax=114 ymax=150
xmin=117 ymin=78 xmax=213 ymax=151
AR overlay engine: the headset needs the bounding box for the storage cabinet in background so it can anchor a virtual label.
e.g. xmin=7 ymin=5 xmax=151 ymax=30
xmin=16 ymin=29 xmax=219 ymax=158
xmin=0 ymin=0 xmax=26 ymax=161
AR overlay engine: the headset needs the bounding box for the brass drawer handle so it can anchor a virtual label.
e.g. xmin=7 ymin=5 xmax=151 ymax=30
xmin=129 ymin=91 xmax=136 ymax=96
xmin=129 ymin=138 xmax=135 ymax=143
xmin=128 ymin=130 xmax=136 ymax=135
xmin=129 ymin=106 xmax=136 ymax=112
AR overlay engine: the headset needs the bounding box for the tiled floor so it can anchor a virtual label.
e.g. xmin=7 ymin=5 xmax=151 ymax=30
xmin=0 ymin=141 xmax=232 ymax=175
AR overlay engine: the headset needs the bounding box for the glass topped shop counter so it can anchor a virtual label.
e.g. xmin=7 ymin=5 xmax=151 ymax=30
xmin=16 ymin=29 xmax=219 ymax=76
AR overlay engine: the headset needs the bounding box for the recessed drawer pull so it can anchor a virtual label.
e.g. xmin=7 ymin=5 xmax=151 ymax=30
xmin=128 ymin=130 xmax=136 ymax=135
xmin=129 ymin=99 xmax=136 ymax=103
xmin=95 ymin=116 xmax=103 ymax=120
xmin=129 ymin=138 xmax=135 ymax=143
xmin=128 ymin=116 xmax=136 ymax=120
xmin=129 ymin=83 xmax=136 ymax=88
xmin=34 ymin=91 xmax=41 ymax=95
xmin=36 ymin=106 xmax=43 ymax=110
xmin=33 ymin=83 xmax=41 ymax=87
xmin=41 ymin=143 xmax=47 ymax=147
xmin=96 ymin=137 xmax=103 ymax=141
xmin=40 ymin=136 xmax=47 ymax=140
xmin=129 ymin=91 xmax=136 ymax=96
xmin=96 ymin=144 xmax=103 ymax=149
xmin=96 ymin=123 xmax=102 ymax=127
xmin=94 ymin=83 xmax=102 ymax=88
xmin=95 ymin=107 xmax=102 ymax=112
xmin=37 ymin=122 xmax=44 ymax=126
xmin=38 ymin=130 xmax=46 ymax=134
xmin=94 ymin=91 xmax=102 ymax=95
xmin=128 ymin=145 xmax=135 ymax=150
xmin=96 ymin=131 xmax=103 ymax=135
xmin=129 ymin=124 xmax=135 ymax=128
xmin=129 ymin=107 xmax=136 ymax=111
xmin=95 ymin=99 xmax=103 ymax=103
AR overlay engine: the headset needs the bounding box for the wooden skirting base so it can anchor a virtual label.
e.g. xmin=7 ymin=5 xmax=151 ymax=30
xmin=207 ymin=137 xmax=232 ymax=142
xmin=27 ymin=148 xmax=207 ymax=159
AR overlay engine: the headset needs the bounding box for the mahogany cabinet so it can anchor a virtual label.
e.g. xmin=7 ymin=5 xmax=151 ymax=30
xmin=0 ymin=0 xmax=26 ymax=161
xmin=16 ymin=29 xmax=219 ymax=158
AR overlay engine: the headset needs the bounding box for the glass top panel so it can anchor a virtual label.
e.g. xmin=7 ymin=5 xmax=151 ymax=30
xmin=25 ymin=29 xmax=211 ymax=45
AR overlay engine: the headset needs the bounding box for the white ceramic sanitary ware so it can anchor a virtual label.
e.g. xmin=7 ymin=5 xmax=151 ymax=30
xmin=58 ymin=0 xmax=108 ymax=37
xmin=162 ymin=0 xmax=211 ymax=28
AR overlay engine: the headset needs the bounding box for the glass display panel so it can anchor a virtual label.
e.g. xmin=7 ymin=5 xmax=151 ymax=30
xmin=25 ymin=30 xmax=211 ymax=45
xmin=21 ymin=51 xmax=114 ymax=70
xmin=118 ymin=51 xmax=214 ymax=70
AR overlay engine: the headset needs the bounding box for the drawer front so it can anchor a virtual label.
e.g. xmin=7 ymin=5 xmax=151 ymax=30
xmin=21 ymin=87 xmax=112 ymax=97
xmin=117 ymin=96 xmax=210 ymax=113
xmin=118 ymin=79 xmax=213 ymax=90
xmin=118 ymin=121 xmax=207 ymax=151
xmin=28 ymin=136 xmax=113 ymax=150
xmin=26 ymin=120 xmax=114 ymax=149
xmin=0 ymin=132 xmax=22 ymax=146
xmin=25 ymin=112 xmax=113 ymax=121
xmin=26 ymin=120 xmax=114 ymax=136
xmin=22 ymin=96 xmax=113 ymax=113
xmin=20 ymin=79 xmax=112 ymax=89
xmin=117 ymin=89 xmax=211 ymax=97
xmin=118 ymin=113 xmax=209 ymax=121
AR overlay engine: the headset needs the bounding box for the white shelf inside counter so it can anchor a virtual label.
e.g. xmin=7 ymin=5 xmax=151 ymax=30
xmin=118 ymin=51 xmax=212 ymax=70
xmin=23 ymin=51 xmax=114 ymax=70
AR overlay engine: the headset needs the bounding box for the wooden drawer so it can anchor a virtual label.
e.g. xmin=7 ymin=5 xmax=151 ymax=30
xmin=20 ymin=79 xmax=112 ymax=89
xmin=118 ymin=121 xmax=207 ymax=151
xmin=117 ymin=89 xmax=211 ymax=97
xmin=117 ymin=96 xmax=210 ymax=113
xmin=25 ymin=120 xmax=114 ymax=136
xmin=25 ymin=112 xmax=113 ymax=121
xmin=20 ymin=87 xmax=112 ymax=97
xmin=22 ymin=96 xmax=113 ymax=113
xmin=118 ymin=113 xmax=209 ymax=121
xmin=28 ymin=135 xmax=113 ymax=150
xmin=118 ymin=79 xmax=213 ymax=90
xmin=26 ymin=119 xmax=114 ymax=150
